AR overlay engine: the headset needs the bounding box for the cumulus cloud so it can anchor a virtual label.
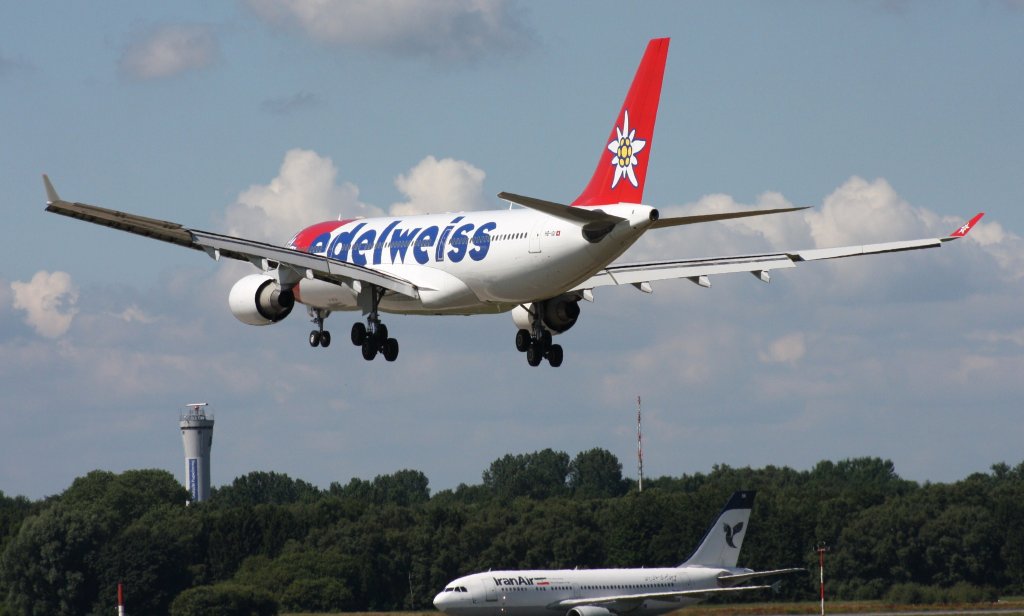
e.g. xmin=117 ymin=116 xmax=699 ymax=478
xmin=10 ymin=271 xmax=79 ymax=338
xmin=221 ymin=150 xmax=487 ymax=246
xmin=120 ymin=24 xmax=219 ymax=80
xmin=806 ymin=176 xmax=926 ymax=247
xmin=224 ymin=149 xmax=381 ymax=243
xmin=245 ymin=0 xmax=531 ymax=62
xmin=389 ymin=156 xmax=487 ymax=216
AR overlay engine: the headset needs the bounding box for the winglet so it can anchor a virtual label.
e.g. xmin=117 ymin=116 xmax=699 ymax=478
xmin=946 ymin=212 xmax=984 ymax=240
xmin=43 ymin=174 xmax=61 ymax=204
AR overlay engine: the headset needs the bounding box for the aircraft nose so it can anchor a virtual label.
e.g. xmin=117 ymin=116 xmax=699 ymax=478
xmin=433 ymin=591 xmax=449 ymax=611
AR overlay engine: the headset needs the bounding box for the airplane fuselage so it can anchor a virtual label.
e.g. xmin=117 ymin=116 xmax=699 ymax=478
xmin=434 ymin=566 xmax=737 ymax=616
xmin=289 ymin=204 xmax=657 ymax=315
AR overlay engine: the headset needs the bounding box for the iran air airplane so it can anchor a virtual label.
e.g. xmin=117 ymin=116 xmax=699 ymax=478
xmin=433 ymin=491 xmax=802 ymax=616
xmin=43 ymin=38 xmax=982 ymax=367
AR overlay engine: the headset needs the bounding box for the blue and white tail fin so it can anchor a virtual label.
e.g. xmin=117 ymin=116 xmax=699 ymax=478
xmin=679 ymin=491 xmax=755 ymax=568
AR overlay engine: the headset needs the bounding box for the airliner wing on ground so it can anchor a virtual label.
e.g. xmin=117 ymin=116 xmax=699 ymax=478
xmin=433 ymin=491 xmax=803 ymax=616
xmin=43 ymin=37 xmax=982 ymax=366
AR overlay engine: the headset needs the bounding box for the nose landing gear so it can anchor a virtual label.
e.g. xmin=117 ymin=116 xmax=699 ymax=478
xmin=308 ymin=308 xmax=332 ymax=348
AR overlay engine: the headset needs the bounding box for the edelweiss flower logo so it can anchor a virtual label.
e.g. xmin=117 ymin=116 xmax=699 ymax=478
xmin=607 ymin=110 xmax=647 ymax=189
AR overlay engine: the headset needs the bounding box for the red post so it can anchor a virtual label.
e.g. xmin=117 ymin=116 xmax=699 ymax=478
xmin=117 ymin=582 xmax=125 ymax=616
xmin=816 ymin=543 xmax=828 ymax=616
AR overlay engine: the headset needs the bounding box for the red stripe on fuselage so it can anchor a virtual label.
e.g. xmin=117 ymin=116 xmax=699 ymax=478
xmin=289 ymin=220 xmax=354 ymax=252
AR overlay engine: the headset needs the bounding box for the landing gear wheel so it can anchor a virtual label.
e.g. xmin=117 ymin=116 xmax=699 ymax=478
xmin=308 ymin=308 xmax=332 ymax=349
xmin=547 ymin=344 xmax=563 ymax=367
xmin=383 ymin=338 xmax=399 ymax=362
xmin=361 ymin=339 xmax=378 ymax=361
xmin=351 ymin=322 xmax=366 ymax=346
xmin=526 ymin=344 xmax=543 ymax=367
xmin=353 ymin=285 xmax=400 ymax=363
xmin=515 ymin=329 xmax=531 ymax=352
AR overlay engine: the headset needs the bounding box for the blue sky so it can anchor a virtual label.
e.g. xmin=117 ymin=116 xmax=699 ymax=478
xmin=2 ymin=1 xmax=1022 ymax=500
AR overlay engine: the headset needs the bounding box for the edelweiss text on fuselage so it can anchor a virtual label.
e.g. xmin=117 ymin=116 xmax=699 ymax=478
xmin=308 ymin=216 xmax=498 ymax=266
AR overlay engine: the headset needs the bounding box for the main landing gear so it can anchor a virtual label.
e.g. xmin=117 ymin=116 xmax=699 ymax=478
xmin=349 ymin=286 xmax=399 ymax=362
xmin=350 ymin=319 xmax=399 ymax=362
xmin=306 ymin=288 xmax=398 ymax=362
xmin=308 ymin=308 xmax=332 ymax=348
xmin=515 ymin=327 xmax=563 ymax=368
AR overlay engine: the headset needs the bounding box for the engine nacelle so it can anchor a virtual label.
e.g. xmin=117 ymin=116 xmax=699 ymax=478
xmin=228 ymin=274 xmax=295 ymax=326
xmin=511 ymin=294 xmax=581 ymax=334
xmin=568 ymin=607 xmax=615 ymax=616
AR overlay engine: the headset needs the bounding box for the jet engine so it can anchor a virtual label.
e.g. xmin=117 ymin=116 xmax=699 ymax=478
xmin=511 ymin=293 xmax=581 ymax=334
xmin=567 ymin=607 xmax=615 ymax=616
xmin=228 ymin=274 xmax=295 ymax=326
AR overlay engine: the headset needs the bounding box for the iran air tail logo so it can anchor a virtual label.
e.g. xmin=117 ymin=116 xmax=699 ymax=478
xmin=723 ymin=522 xmax=744 ymax=548
xmin=607 ymin=110 xmax=646 ymax=189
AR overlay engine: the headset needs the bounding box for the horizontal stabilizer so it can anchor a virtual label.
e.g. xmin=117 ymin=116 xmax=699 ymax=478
xmin=498 ymin=192 xmax=626 ymax=226
xmin=717 ymin=567 xmax=806 ymax=585
xmin=651 ymin=206 xmax=807 ymax=228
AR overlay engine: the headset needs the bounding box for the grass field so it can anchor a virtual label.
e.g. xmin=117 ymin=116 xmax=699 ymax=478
xmin=282 ymin=599 xmax=1024 ymax=616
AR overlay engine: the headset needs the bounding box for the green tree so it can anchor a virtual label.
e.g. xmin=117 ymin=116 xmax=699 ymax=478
xmin=569 ymin=448 xmax=628 ymax=499
xmin=211 ymin=471 xmax=319 ymax=506
xmin=482 ymin=449 xmax=570 ymax=500
xmin=169 ymin=583 xmax=277 ymax=616
xmin=93 ymin=505 xmax=199 ymax=615
xmin=0 ymin=469 xmax=186 ymax=615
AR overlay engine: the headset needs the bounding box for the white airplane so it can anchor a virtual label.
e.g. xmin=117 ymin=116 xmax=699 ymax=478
xmin=43 ymin=37 xmax=982 ymax=367
xmin=433 ymin=491 xmax=802 ymax=616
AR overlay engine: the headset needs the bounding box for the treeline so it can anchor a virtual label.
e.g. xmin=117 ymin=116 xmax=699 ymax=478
xmin=1 ymin=450 xmax=1023 ymax=615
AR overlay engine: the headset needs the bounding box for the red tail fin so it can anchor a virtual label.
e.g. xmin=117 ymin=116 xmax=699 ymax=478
xmin=572 ymin=38 xmax=670 ymax=207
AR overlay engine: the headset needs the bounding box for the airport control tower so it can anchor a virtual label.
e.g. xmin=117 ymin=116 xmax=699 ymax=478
xmin=180 ymin=402 xmax=214 ymax=504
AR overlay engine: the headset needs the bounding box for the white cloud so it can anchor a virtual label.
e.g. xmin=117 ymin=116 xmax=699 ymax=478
xmin=806 ymin=176 xmax=924 ymax=247
xmin=10 ymin=271 xmax=79 ymax=338
xmin=111 ymin=305 xmax=157 ymax=324
xmin=224 ymin=149 xmax=380 ymax=243
xmin=120 ymin=24 xmax=219 ymax=80
xmin=759 ymin=332 xmax=806 ymax=365
xmin=245 ymin=0 xmax=531 ymax=61
xmin=389 ymin=156 xmax=487 ymax=216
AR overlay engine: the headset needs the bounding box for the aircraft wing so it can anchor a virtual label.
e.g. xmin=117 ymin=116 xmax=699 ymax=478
xmin=42 ymin=175 xmax=419 ymax=298
xmin=571 ymin=213 xmax=984 ymax=292
xmin=546 ymin=585 xmax=770 ymax=611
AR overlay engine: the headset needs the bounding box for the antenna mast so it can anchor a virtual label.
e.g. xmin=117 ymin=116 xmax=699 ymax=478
xmin=637 ymin=396 xmax=644 ymax=492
